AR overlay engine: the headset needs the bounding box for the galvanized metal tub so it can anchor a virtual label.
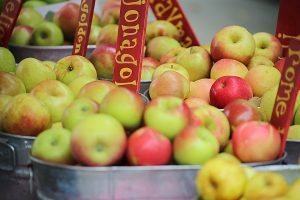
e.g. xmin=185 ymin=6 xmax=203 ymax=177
xmin=8 ymin=44 xmax=96 ymax=63
xmin=0 ymin=131 xmax=36 ymax=200
xmin=284 ymin=139 xmax=300 ymax=164
xmin=30 ymin=152 xmax=287 ymax=200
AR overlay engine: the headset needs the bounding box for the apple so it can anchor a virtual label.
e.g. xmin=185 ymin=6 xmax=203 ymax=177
xmin=42 ymin=61 xmax=56 ymax=71
xmin=127 ymin=127 xmax=172 ymax=166
xmin=99 ymin=87 xmax=145 ymax=130
xmin=195 ymin=154 xmax=247 ymax=200
xmin=287 ymin=125 xmax=300 ymax=140
xmin=201 ymin=44 xmax=211 ymax=54
xmin=142 ymin=57 xmax=160 ymax=69
xmin=77 ymin=80 xmax=117 ymax=105
xmin=16 ymin=58 xmax=56 ymax=92
xmin=2 ymin=93 xmax=51 ymax=136
xmin=247 ymin=55 xmax=274 ymax=69
xmin=286 ymin=178 xmax=300 ymax=199
xmin=188 ymin=78 xmax=215 ymax=103
xmin=223 ymin=140 xmax=233 ymax=155
xmin=160 ymin=47 xmax=186 ymax=63
xmin=23 ymin=1 xmax=47 ymax=8
xmin=253 ymin=32 xmax=283 ymax=63
xmin=9 ymin=25 xmax=33 ymax=45
xmin=245 ymin=65 xmax=281 ymax=97
xmin=141 ymin=65 xmax=155 ymax=81
xmin=89 ymin=44 xmax=116 ymax=79
xmin=31 ymin=127 xmax=74 ymax=165
xmin=176 ymin=46 xmax=212 ymax=81
xmin=184 ymin=97 xmax=208 ymax=110
xmin=0 ymin=72 xmax=26 ymax=96
xmin=53 ymin=2 xmax=80 ymax=41
xmin=67 ymin=76 xmax=96 ymax=96
xmin=31 ymin=21 xmax=64 ymax=46
xmin=146 ymin=36 xmax=181 ymax=61
xmin=224 ymin=99 xmax=262 ymax=131
xmin=0 ymin=95 xmax=12 ymax=130
xmin=294 ymin=104 xmax=300 ymax=125
xmin=232 ymin=121 xmax=281 ymax=162
xmin=210 ymin=76 xmax=253 ymax=109
xmin=243 ymin=172 xmax=288 ymax=199
xmin=149 ymin=71 xmax=190 ymax=99
xmin=62 ymin=97 xmax=98 ymax=131
xmin=31 ymin=80 xmax=75 ymax=123
xmin=274 ymin=57 xmax=286 ymax=73
xmin=0 ymin=47 xmax=16 ymax=73
xmin=210 ymin=25 xmax=256 ymax=65
xmin=55 ymin=55 xmax=97 ymax=85
xmin=144 ymin=96 xmax=190 ymax=140
xmin=89 ymin=25 xmax=101 ymax=45
xmin=16 ymin=7 xmax=43 ymax=28
xmin=210 ymin=58 xmax=248 ymax=80
xmin=192 ymin=104 xmax=230 ymax=149
xmin=96 ymin=24 xmax=118 ymax=46
xmin=151 ymin=62 xmax=190 ymax=81
xmin=174 ymin=125 xmax=219 ymax=165
xmin=71 ymin=113 xmax=127 ymax=166
xmin=146 ymin=20 xmax=181 ymax=43
xmin=99 ymin=0 xmax=121 ymax=26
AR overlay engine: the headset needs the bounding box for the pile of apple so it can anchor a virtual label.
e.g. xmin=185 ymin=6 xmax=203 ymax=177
xmin=8 ymin=1 xmax=121 ymax=46
xmin=19 ymin=0 xmax=69 ymax=8
xmin=195 ymin=153 xmax=300 ymax=200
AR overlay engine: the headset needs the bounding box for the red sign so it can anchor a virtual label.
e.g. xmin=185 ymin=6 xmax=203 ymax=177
xmin=0 ymin=0 xmax=24 ymax=47
xmin=149 ymin=0 xmax=200 ymax=47
xmin=113 ymin=0 xmax=150 ymax=92
xmin=270 ymin=36 xmax=300 ymax=157
xmin=276 ymin=0 xmax=300 ymax=56
xmin=72 ymin=0 xmax=95 ymax=56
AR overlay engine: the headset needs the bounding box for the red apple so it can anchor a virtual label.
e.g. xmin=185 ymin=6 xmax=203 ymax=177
xmin=224 ymin=99 xmax=262 ymax=131
xmin=274 ymin=57 xmax=286 ymax=74
xmin=210 ymin=76 xmax=253 ymax=109
xmin=89 ymin=44 xmax=116 ymax=79
xmin=232 ymin=121 xmax=281 ymax=163
xmin=127 ymin=127 xmax=172 ymax=166
xmin=211 ymin=25 xmax=256 ymax=65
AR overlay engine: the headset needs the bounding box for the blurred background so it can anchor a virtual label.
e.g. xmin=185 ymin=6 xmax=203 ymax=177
xmin=35 ymin=0 xmax=280 ymax=44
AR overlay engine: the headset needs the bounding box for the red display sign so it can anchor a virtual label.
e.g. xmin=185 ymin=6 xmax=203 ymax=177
xmin=270 ymin=36 xmax=300 ymax=157
xmin=276 ymin=0 xmax=300 ymax=56
xmin=72 ymin=0 xmax=95 ymax=56
xmin=0 ymin=0 xmax=24 ymax=47
xmin=113 ymin=0 xmax=150 ymax=92
xmin=149 ymin=0 xmax=200 ymax=47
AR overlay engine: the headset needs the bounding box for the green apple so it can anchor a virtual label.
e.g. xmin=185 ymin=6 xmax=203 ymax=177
xmin=99 ymin=87 xmax=145 ymax=130
xmin=31 ymin=21 xmax=64 ymax=46
xmin=55 ymin=55 xmax=97 ymax=85
xmin=151 ymin=63 xmax=190 ymax=81
xmin=160 ymin=47 xmax=186 ymax=63
xmin=141 ymin=65 xmax=155 ymax=81
xmin=293 ymin=104 xmax=300 ymax=125
xmin=16 ymin=7 xmax=43 ymax=28
xmin=89 ymin=25 xmax=101 ymax=45
xmin=146 ymin=20 xmax=181 ymax=43
xmin=244 ymin=172 xmax=288 ymax=199
xmin=16 ymin=58 xmax=56 ymax=92
xmin=247 ymin=55 xmax=274 ymax=69
xmin=286 ymin=178 xmax=300 ymax=199
xmin=71 ymin=113 xmax=127 ymax=166
xmin=144 ymin=96 xmax=190 ymax=139
xmin=195 ymin=154 xmax=247 ymax=200
xmin=0 ymin=47 xmax=16 ymax=72
xmin=31 ymin=127 xmax=74 ymax=165
xmin=176 ymin=46 xmax=212 ymax=81
xmin=31 ymin=80 xmax=75 ymax=123
xmin=173 ymin=126 xmax=219 ymax=165
xmin=146 ymin=36 xmax=181 ymax=61
xmin=287 ymin=125 xmax=300 ymax=139
xmin=44 ymin=0 xmax=68 ymax=5
xmin=96 ymin=24 xmax=118 ymax=46
xmin=23 ymin=0 xmax=47 ymax=8
xmin=2 ymin=93 xmax=51 ymax=136
xmin=42 ymin=61 xmax=56 ymax=71
xmin=9 ymin=25 xmax=33 ymax=46
xmin=62 ymin=97 xmax=98 ymax=131
xmin=0 ymin=72 xmax=26 ymax=96
xmin=77 ymin=80 xmax=117 ymax=105
xmin=68 ymin=76 xmax=96 ymax=96
xmin=223 ymin=140 xmax=233 ymax=154
xmin=245 ymin=65 xmax=281 ymax=97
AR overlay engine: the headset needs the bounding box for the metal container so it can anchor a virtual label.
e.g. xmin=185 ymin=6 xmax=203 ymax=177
xmin=31 ymin=153 xmax=287 ymax=200
xmin=0 ymin=131 xmax=36 ymax=200
xmin=8 ymin=44 xmax=96 ymax=62
xmin=284 ymin=139 xmax=300 ymax=164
